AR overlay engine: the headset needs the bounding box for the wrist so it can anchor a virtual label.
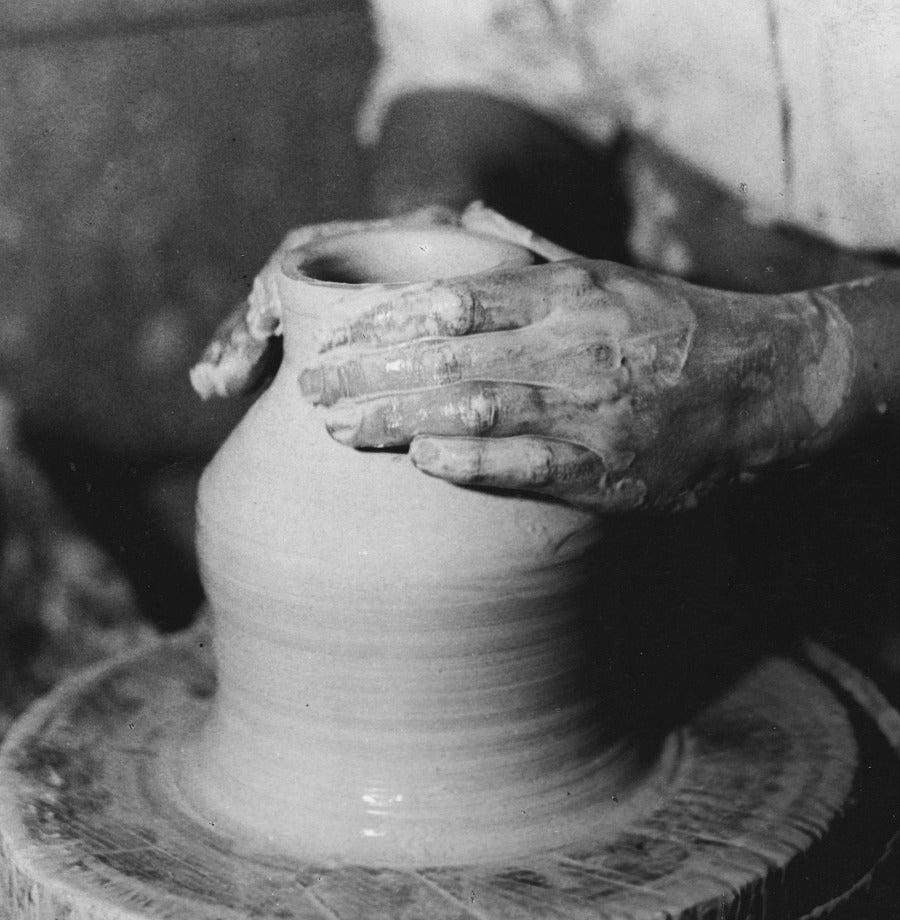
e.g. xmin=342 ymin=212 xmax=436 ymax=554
xmin=791 ymin=271 xmax=900 ymax=418
xmin=682 ymin=282 xmax=864 ymax=471
xmin=781 ymin=287 xmax=862 ymax=444
xmin=813 ymin=271 xmax=900 ymax=418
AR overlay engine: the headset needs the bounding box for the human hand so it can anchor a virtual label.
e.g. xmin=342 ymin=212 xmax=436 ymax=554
xmin=194 ymin=203 xmax=862 ymax=513
xmin=299 ymin=237 xmax=861 ymax=512
xmin=298 ymin=254 xmax=703 ymax=511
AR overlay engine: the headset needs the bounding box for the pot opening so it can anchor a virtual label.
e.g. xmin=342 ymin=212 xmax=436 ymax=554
xmin=292 ymin=227 xmax=533 ymax=285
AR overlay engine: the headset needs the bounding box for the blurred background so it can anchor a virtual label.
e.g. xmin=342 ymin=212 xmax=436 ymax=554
xmin=1 ymin=0 xmax=898 ymax=733
xmin=0 ymin=0 xmax=377 ymax=724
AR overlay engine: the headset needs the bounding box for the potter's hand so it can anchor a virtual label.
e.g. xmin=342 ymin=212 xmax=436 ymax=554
xmin=301 ymin=256 xmax=866 ymax=512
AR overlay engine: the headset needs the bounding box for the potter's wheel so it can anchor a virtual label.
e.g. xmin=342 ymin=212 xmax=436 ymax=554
xmin=1 ymin=634 xmax=898 ymax=919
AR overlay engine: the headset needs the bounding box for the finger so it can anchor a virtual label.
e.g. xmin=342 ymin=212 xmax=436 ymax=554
xmin=409 ymin=435 xmax=648 ymax=512
xmin=460 ymin=201 xmax=579 ymax=261
xmin=315 ymin=277 xmax=540 ymax=353
xmin=322 ymin=381 xmax=570 ymax=449
xmin=302 ymin=308 xmax=631 ymax=407
xmin=300 ymin=330 xmax=545 ymax=407
xmin=190 ymin=299 xmax=274 ymax=399
xmin=316 ymin=260 xmax=594 ymax=353
xmin=410 ymin=435 xmax=595 ymax=489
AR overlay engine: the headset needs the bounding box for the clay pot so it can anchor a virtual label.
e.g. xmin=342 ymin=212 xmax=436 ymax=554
xmin=184 ymin=226 xmax=643 ymax=866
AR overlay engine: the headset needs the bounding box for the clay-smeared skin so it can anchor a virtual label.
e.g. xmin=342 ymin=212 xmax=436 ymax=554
xmin=194 ymin=206 xmax=899 ymax=513
xmin=300 ymin=262 xmax=879 ymax=513
xmin=301 ymin=260 xmax=694 ymax=511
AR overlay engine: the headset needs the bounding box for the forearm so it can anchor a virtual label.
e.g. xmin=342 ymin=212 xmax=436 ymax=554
xmin=690 ymin=269 xmax=900 ymax=477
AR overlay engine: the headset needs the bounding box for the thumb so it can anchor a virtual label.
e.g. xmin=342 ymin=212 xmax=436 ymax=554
xmin=190 ymin=297 xmax=278 ymax=400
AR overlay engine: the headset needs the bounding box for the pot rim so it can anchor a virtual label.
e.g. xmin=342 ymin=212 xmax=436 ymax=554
xmin=280 ymin=225 xmax=536 ymax=288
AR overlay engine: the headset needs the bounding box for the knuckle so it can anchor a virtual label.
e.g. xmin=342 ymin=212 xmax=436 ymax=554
xmin=455 ymin=446 xmax=487 ymax=482
xmin=425 ymin=344 xmax=464 ymax=386
xmin=522 ymin=439 xmax=556 ymax=486
xmin=458 ymin=386 xmax=500 ymax=435
xmin=443 ymin=286 xmax=483 ymax=336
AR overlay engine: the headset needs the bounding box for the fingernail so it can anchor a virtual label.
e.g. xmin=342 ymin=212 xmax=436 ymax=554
xmin=298 ymin=367 xmax=323 ymax=402
xmin=324 ymin=402 xmax=363 ymax=446
xmin=410 ymin=437 xmax=441 ymax=469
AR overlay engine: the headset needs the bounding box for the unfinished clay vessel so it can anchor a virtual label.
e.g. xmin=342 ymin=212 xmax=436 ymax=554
xmin=184 ymin=226 xmax=643 ymax=866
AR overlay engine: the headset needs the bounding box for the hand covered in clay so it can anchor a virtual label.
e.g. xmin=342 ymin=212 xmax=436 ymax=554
xmin=194 ymin=204 xmax=862 ymax=512
xmin=297 ymin=212 xmax=862 ymax=512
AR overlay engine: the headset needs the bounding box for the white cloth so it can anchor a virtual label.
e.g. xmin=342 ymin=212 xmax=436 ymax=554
xmin=361 ymin=0 xmax=899 ymax=252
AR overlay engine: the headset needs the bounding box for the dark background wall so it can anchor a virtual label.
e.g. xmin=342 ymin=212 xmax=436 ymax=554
xmin=0 ymin=1 xmax=375 ymax=624
xmin=1 ymin=0 xmax=373 ymax=461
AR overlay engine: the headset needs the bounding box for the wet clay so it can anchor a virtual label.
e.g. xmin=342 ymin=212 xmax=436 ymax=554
xmin=184 ymin=227 xmax=645 ymax=865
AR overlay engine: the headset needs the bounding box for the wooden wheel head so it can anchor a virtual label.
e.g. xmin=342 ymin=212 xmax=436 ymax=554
xmin=2 ymin=635 xmax=890 ymax=919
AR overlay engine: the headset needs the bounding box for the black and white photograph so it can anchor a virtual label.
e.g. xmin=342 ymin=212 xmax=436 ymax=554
xmin=0 ymin=1 xmax=898 ymax=917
